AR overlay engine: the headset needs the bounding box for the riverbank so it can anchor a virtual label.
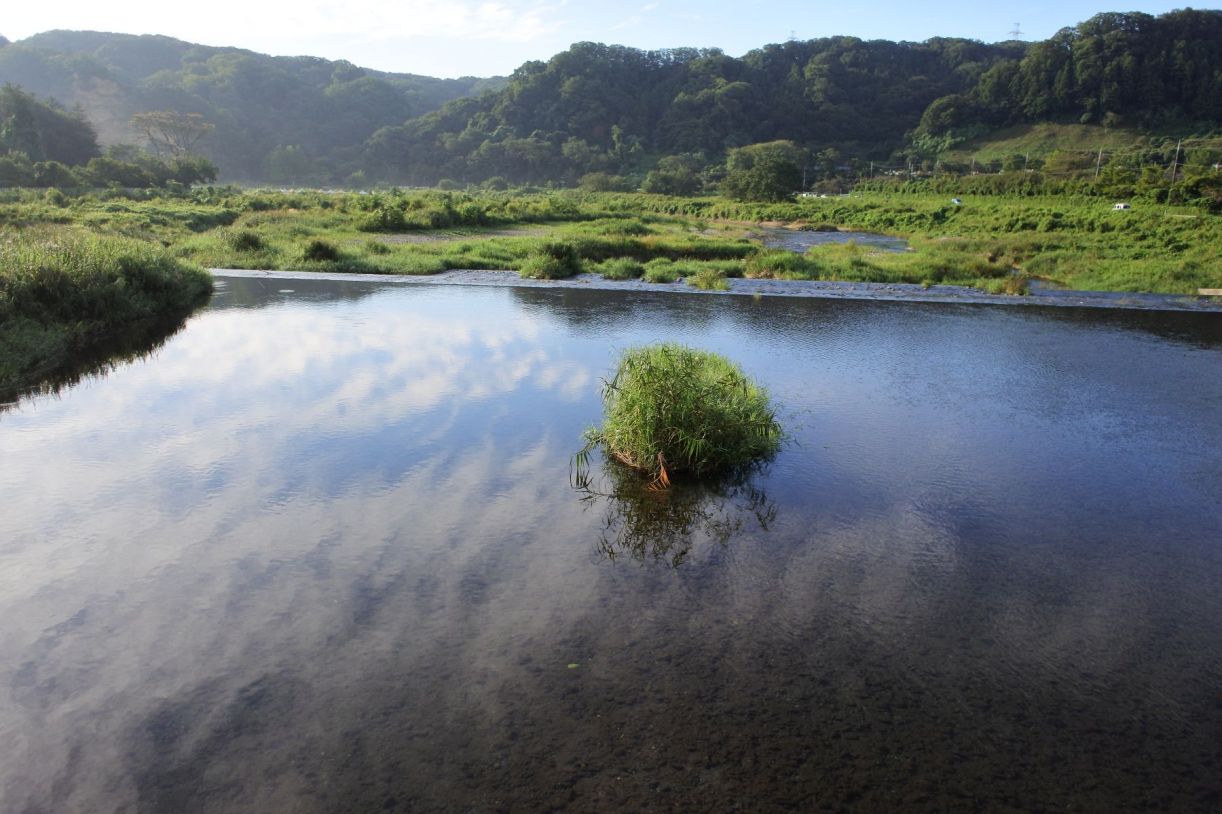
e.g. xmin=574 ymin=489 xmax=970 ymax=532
xmin=0 ymin=231 xmax=213 ymax=399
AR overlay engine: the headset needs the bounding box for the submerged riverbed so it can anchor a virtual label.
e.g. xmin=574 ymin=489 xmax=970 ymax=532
xmin=2 ymin=275 xmax=1220 ymax=812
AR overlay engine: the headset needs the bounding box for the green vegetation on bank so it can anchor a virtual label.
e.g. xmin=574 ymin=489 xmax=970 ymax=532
xmin=1 ymin=186 xmax=1217 ymax=294
xmin=580 ymin=344 xmax=782 ymax=484
xmin=0 ymin=230 xmax=212 ymax=395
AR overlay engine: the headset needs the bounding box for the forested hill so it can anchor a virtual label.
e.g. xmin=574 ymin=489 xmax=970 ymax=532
xmin=364 ymin=36 xmax=1027 ymax=186
xmin=0 ymin=30 xmax=503 ymax=181
xmin=1 ymin=9 xmax=1218 ymax=187
xmin=366 ymin=9 xmax=1221 ymax=186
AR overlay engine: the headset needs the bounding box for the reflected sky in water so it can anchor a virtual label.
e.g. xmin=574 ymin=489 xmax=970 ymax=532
xmin=2 ymin=277 xmax=1220 ymax=812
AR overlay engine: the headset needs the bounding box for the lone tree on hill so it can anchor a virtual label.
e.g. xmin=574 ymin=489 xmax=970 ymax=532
xmin=131 ymin=111 xmax=214 ymax=157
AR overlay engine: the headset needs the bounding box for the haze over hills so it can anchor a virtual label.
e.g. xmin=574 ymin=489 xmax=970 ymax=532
xmin=0 ymin=9 xmax=1219 ymax=186
xmin=0 ymin=30 xmax=504 ymax=180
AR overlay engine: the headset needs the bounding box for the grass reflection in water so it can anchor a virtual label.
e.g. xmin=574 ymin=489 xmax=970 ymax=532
xmin=572 ymin=457 xmax=776 ymax=567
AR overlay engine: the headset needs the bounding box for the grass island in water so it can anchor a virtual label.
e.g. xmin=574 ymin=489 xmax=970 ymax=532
xmin=579 ymin=343 xmax=783 ymax=487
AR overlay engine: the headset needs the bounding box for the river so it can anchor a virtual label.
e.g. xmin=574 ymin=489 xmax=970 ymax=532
xmin=1 ymin=274 xmax=1219 ymax=812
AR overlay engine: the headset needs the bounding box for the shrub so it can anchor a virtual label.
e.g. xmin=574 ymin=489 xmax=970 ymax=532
xmin=581 ymin=343 xmax=782 ymax=483
xmin=520 ymin=240 xmax=582 ymax=279
xmin=226 ymin=230 xmax=266 ymax=252
xmin=302 ymin=239 xmax=341 ymax=262
xmin=358 ymin=206 xmax=409 ymax=232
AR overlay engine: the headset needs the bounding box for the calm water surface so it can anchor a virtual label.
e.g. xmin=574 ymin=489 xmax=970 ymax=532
xmin=2 ymin=276 xmax=1220 ymax=813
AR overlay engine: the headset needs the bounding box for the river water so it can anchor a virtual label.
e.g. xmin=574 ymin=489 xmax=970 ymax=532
xmin=2 ymin=274 xmax=1220 ymax=812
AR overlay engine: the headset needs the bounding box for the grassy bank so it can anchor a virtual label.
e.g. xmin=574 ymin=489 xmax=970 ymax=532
xmin=1 ymin=229 xmax=213 ymax=396
xmin=600 ymin=192 xmax=1220 ymax=293
xmin=1 ymin=187 xmax=1218 ymax=296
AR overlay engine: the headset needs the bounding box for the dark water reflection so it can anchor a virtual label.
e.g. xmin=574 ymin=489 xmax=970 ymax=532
xmin=2 ymin=275 xmax=1221 ymax=812
xmin=573 ymin=459 xmax=777 ymax=568
xmin=0 ymin=315 xmax=193 ymax=408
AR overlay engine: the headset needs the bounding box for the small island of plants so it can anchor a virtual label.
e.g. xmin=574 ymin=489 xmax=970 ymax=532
xmin=580 ymin=343 xmax=783 ymax=486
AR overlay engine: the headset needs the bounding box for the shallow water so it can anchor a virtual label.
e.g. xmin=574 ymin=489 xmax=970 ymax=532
xmin=2 ymin=276 xmax=1220 ymax=812
xmin=760 ymin=226 xmax=908 ymax=253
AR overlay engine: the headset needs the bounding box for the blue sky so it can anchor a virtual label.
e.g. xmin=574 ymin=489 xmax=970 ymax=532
xmin=4 ymin=1 xmax=1207 ymax=77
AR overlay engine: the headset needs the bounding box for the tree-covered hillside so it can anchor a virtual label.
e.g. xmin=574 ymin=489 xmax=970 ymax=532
xmin=364 ymin=36 xmax=1027 ymax=186
xmin=1 ymin=10 xmax=1218 ymax=188
xmin=362 ymin=9 xmax=1219 ymax=187
xmin=913 ymin=9 xmax=1222 ymax=150
xmin=0 ymin=83 xmax=99 ymax=165
xmin=0 ymin=30 xmax=503 ymax=181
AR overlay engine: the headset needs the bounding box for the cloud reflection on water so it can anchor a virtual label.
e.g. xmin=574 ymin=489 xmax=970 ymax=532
xmin=0 ymin=278 xmax=1220 ymax=811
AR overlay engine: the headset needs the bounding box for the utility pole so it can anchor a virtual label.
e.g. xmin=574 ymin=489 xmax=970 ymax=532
xmin=1166 ymin=138 xmax=1183 ymax=208
xmin=1024 ymin=153 xmax=1030 ymax=171
xmin=1094 ymin=145 xmax=1105 ymax=179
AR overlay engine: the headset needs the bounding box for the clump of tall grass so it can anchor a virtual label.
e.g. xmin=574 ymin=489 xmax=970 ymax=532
xmin=520 ymin=240 xmax=583 ymax=279
xmin=595 ymin=258 xmax=646 ymax=280
xmin=225 ymin=229 xmax=266 ymax=252
xmin=980 ymin=275 xmax=1030 ymax=295
xmin=590 ymin=218 xmax=653 ymax=236
xmin=687 ymin=268 xmax=731 ymax=290
xmin=744 ymin=249 xmax=821 ymax=279
xmin=580 ymin=343 xmax=782 ymax=485
xmin=643 ymin=259 xmax=680 ymax=283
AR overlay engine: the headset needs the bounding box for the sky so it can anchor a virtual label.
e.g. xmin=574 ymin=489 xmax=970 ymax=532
xmin=2 ymin=1 xmax=1208 ymax=78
